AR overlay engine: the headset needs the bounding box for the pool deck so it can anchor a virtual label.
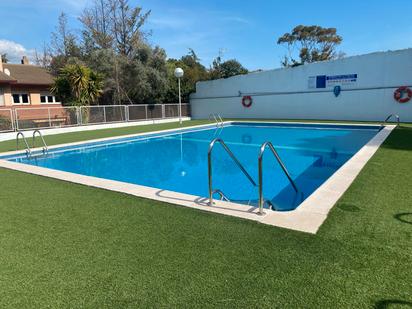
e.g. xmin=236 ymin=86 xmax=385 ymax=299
xmin=0 ymin=121 xmax=395 ymax=234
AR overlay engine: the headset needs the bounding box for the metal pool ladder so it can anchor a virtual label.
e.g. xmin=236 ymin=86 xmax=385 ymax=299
xmin=258 ymin=141 xmax=299 ymax=215
xmin=16 ymin=131 xmax=32 ymax=156
xmin=33 ymin=130 xmax=48 ymax=154
xmin=208 ymin=138 xmax=257 ymax=206
xmin=381 ymin=114 xmax=400 ymax=127
xmin=209 ymin=113 xmax=224 ymax=127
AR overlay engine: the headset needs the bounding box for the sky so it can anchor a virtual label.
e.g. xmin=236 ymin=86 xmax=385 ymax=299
xmin=0 ymin=0 xmax=411 ymax=70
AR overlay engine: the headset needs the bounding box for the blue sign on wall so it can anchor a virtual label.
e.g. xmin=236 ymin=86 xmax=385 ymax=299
xmin=316 ymin=75 xmax=326 ymax=88
xmin=309 ymin=74 xmax=357 ymax=89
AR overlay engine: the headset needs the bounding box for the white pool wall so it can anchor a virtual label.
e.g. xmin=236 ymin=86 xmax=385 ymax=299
xmin=190 ymin=49 xmax=412 ymax=122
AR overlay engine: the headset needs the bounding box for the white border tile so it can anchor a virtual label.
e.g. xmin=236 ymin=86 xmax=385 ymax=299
xmin=0 ymin=122 xmax=395 ymax=234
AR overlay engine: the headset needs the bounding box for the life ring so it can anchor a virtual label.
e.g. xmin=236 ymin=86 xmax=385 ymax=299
xmin=242 ymin=96 xmax=253 ymax=108
xmin=394 ymin=86 xmax=412 ymax=103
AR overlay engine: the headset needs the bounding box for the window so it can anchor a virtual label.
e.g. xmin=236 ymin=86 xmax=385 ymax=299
xmin=12 ymin=94 xmax=20 ymax=104
xmin=40 ymin=93 xmax=59 ymax=104
xmin=21 ymin=94 xmax=29 ymax=103
xmin=12 ymin=93 xmax=30 ymax=105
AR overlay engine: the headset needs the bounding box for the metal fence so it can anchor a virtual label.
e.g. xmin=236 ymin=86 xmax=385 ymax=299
xmin=0 ymin=103 xmax=190 ymax=133
xmin=0 ymin=109 xmax=14 ymax=132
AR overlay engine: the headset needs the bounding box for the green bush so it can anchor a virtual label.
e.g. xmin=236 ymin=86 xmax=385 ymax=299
xmin=0 ymin=114 xmax=12 ymax=131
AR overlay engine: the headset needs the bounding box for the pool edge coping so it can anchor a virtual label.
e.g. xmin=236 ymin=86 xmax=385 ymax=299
xmin=0 ymin=121 xmax=395 ymax=234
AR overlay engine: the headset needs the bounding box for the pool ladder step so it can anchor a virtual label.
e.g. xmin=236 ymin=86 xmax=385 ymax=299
xmin=381 ymin=114 xmax=400 ymax=127
xmin=209 ymin=113 xmax=224 ymax=127
xmin=208 ymin=138 xmax=257 ymax=208
xmin=16 ymin=130 xmax=48 ymax=157
xmin=33 ymin=130 xmax=49 ymax=154
xmin=211 ymin=189 xmax=230 ymax=202
xmin=207 ymin=138 xmax=300 ymax=215
xmin=258 ymin=141 xmax=299 ymax=212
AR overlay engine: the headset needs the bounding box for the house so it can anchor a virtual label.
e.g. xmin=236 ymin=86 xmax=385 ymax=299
xmin=0 ymin=56 xmax=60 ymax=107
xmin=0 ymin=57 xmax=71 ymax=131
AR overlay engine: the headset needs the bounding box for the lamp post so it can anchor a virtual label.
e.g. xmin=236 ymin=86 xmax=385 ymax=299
xmin=174 ymin=67 xmax=184 ymax=124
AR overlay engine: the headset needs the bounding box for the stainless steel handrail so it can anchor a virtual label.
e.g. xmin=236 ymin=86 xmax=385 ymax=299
xmin=258 ymin=141 xmax=299 ymax=215
xmin=211 ymin=189 xmax=230 ymax=202
xmin=216 ymin=114 xmax=223 ymax=125
xmin=208 ymin=138 xmax=257 ymax=205
xmin=208 ymin=113 xmax=224 ymax=127
xmin=382 ymin=114 xmax=400 ymax=127
xmin=208 ymin=113 xmax=218 ymax=126
xmin=16 ymin=131 xmax=31 ymax=156
xmin=33 ymin=130 xmax=48 ymax=153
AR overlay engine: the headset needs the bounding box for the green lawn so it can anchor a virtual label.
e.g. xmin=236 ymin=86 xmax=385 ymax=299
xmin=0 ymin=121 xmax=411 ymax=308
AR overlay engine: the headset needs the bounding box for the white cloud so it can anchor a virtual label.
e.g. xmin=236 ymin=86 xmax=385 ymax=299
xmin=145 ymin=7 xmax=252 ymax=66
xmin=51 ymin=0 xmax=87 ymax=11
xmin=148 ymin=17 xmax=188 ymax=30
xmin=0 ymin=39 xmax=35 ymax=63
xmin=221 ymin=16 xmax=251 ymax=25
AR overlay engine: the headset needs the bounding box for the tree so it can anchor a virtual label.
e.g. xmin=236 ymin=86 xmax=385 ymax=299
xmin=118 ymin=44 xmax=168 ymax=104
xmin=164 ymin=49 xmax=209 ymax=103
xmin=51 ymin=13 xmax=81 ymax=58
xmin=47 ymin=2 xmax=210 ymax=105
xmin=111 ymin=0 xmax=151 ymax=57
xmin=34 ymin=43 xmax=52 ymax=68
xmin=163 ymin=50 xmax=249 ymax=102
xmin=77 ymin=0 xmax=165 ymax=104
xmin=210 ymin=57 xmax=248 ymax=79
xmin=1 ymin=53 xmax=8 ymax=63
xmin=84 ymin=48 xmax=118 ymax=104
xmin=277 ymin=25 xmax=343 ymax=67
xmin=80 ymin=0 xmax=113 ymax=50
xmin=51 ymin=64 xmax=103 ymax=106
xmin=50 ymin=13 xmax=82 ymax=74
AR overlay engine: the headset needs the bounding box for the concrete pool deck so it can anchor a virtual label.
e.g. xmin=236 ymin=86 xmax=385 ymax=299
xmin=0 ymin=121 xmax=395 ymax=234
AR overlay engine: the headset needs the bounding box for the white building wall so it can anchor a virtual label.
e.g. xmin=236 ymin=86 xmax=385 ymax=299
xmin=190 ymin=49 xmax=412 ymax=122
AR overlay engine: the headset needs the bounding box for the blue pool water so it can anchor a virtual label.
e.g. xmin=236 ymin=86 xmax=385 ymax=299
xmin=4 ymin=122 xmax=380 ymax=211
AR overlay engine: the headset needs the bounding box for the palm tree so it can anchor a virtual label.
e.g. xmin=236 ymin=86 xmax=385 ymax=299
xmin=51 ymin=64 xmax=103 ymax=106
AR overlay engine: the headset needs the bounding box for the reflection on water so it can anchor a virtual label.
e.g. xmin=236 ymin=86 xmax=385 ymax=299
xmin=13 ymin=124 xmax=378 ymax=211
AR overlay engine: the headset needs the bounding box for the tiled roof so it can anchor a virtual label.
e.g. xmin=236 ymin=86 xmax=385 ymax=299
xmin=0 ymin=70 xmax=17 ymax=83
xmin=1 ymin=63 xmax=54 ymax=85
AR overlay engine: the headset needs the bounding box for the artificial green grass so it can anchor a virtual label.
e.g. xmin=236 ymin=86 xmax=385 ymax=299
xmin=0 ymin=122 xmax=411 ymax=308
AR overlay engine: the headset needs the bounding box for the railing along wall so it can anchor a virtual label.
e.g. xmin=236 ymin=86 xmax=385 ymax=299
xmin=0 ymin=103 xmax=190 ymax=132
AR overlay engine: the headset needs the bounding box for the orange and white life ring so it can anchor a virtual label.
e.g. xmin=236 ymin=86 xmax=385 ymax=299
xmin=242 ymin=95 xmax=252 ymax=108
xmin=394 ymin=86 xmax=412 ymax=103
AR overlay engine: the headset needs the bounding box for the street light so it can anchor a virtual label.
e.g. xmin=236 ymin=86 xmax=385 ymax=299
xmin=174 ymin=67 xmax=184 ymax=124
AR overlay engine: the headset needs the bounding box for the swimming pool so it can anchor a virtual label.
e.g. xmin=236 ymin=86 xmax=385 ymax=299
xmin=3 ymin=122 xmax=381 ymax=212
